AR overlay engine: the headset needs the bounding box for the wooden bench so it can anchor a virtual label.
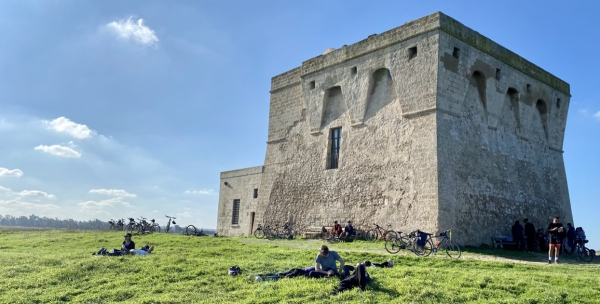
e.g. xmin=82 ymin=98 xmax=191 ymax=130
xmin=491 ymin=236 xmax=515 ymax=249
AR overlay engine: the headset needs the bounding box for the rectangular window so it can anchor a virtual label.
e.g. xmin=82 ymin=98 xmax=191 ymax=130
xmin=452 ymin=47 xmax=460 ymax=59
xmin=232 ymin=199 xmax=240 ymax=225
xmin=328 ymin=128 xmax=341 ymax=169
xmin=408 ymin=46 xmax=417 ymax=60
xmin=253 ymin=189 xmax=258 ymax=199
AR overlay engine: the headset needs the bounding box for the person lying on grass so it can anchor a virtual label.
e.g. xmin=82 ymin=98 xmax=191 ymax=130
xmin=254 ymin=265 xmax=316 ymax=281
xmin=331 ymin=260 xmax=371 ymax=294
xmin=130 ymin=244 xmax=154 ymax=255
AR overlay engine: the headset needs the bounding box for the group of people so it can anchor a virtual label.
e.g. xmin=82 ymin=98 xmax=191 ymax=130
xmin=254 ymin=245 xmax=393 ymax=294
xmin=321 ymin=220 xmax=357 ymax=241
xmin=94 ymin=233 xmax=155 ymax=256
xmin=511 ymin=216 xmax=588 ymax=264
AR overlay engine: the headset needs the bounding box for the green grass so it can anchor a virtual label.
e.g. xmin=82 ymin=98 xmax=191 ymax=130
xmin=0 ymin=228 xmax=599 ymax=303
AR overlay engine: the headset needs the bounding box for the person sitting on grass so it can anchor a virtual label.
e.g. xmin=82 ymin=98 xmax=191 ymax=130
xmin=332 ymin=221 xmax=343 ymax=237
xmin=94 ymin=233 xmax=137 ymax=256
xmin=340 ymin=221 xmax=357 ymax=242
xmin=130 ymin=244 xmax=154 ymax=255
xmin=308 ymin=245 xmax=348 ymax=278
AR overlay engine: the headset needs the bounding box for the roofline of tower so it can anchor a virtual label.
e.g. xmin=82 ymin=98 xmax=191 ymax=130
xmin=271 ymin=12 xmax=570 ymax=95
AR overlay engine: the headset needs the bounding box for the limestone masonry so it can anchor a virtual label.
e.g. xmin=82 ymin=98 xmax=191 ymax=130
xmin=216 ymin=12 xmax=572 ymax=245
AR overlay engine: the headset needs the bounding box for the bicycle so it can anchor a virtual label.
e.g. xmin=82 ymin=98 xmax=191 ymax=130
xmin=385 ymin=231 xmax=420 ymax=254
xmin=149 ymin=219 xmax=161 ymax=233
xmin=165 ymin=215 xmax=176 ymax=233
xmin=182 ymin=225 xmax=208 ymax=236
xmin=365 ymin=224 xmax=398 ymax=242
xmin=413 ymin=229 xmax=461 ymax=258
xmin=108 ymin=219 xmax=124 ymax=231
xmin=253 ymin=224 xmax=266 ymax=239
xmin=573 ymin=239 xmax=594 ymax=263
xmin=137 ymin=217 xmax=152 ymax=234
xmin=126 ymin=218 xmax=137 ymax=233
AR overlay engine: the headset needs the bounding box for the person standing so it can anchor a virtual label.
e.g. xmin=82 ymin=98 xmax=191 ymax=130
xmin=524 ymin=218 xmax=536 ymax=252
xmin=511 ymin=221 xmax=524 ymax=252
xmin=566 ymin=223 xmax=576 ymax=254
xmin=547 ymin=217 xmax=564 ymax=264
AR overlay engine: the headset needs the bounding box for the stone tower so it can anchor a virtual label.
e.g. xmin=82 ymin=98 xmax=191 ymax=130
xmin=216 ymin=12 xmax=572 ymax=245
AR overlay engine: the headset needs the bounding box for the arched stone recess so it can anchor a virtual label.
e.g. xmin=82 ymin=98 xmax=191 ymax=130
xmin=501 ymin=88 xmax=521 ymax=134
xmin=320 ymin=86 xmax=349 ymax=129
xmin=364 ymin=68 xmax=399 ymax=123
xmin=303 ymin=74 xmax=343 ymax=134
xmin=463 ymin=70 xmax=488 ymax=124
xmin=535 ymin=99 xmax=549 ymax=141
xmin=485 ymin=79 xmax=509 ymax=130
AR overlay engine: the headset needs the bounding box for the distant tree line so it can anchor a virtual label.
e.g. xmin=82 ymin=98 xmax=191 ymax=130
xmin=0 ymin=214 xmax=109 ymax=230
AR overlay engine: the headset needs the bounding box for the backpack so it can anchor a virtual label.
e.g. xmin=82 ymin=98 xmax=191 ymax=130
xmin=228 ymin=266 xmax=241 ymax=276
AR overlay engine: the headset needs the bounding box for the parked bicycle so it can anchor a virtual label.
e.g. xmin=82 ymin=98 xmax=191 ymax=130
xmin=136 ymin=217 xmax=153 ymax=234
xmin=164 ymin=215 xmax=176 ymax=233
xmin=385 ymin=230 xmax=421 ymax=255
xmin=149 ymin=219 xmax=161 ymax=233
xmin=365 ymin=223 xmax=398 ymax=242
xmin=126 ymin=218 xmax=137 ymax=233
xmin=108 ymin=219 xmax=124 ymax=231
xmin=253 ymin=224 xmax=266 ymax=238
xmin=413 ymin=229 xmax=461 ymax=258
xmin=573 ymin=239 xmax=594 ymax=263
xmin=182 ymin=225 xmax=208 ymax=236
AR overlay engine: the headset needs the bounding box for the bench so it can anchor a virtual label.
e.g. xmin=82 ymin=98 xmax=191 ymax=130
xmin=303 ymin=226 xmax=332 ymax=239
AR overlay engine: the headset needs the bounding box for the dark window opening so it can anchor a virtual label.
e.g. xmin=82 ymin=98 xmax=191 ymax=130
xmin=527 ymin=84 xmax=531 ymax=92
xmin=452 ymin=47 xmax=460 ymax=59
xmin=408 ymin=46 xmax=417 ymax=60
xmin=351 ymin=66 xmax=357 ymax=75
xmin=232 ymin=199 xmax=240 ymax=225
xmin=496 ymin=68 xmax=501 ymax=80
xmin=309 ymin=81 xmax=316 ymax=90
xmin=328 ymin=128 xmax=341 ymax=169
xmin=253 ymin=189 xmax=258 ymax=199
xmin=556 ymin=98 xmax=561 ymax=108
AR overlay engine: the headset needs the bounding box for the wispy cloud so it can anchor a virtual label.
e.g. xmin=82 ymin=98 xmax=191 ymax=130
xmin=106 ymin=17 xmax=158 ymax=47
xmin=184 ymin=189 xmax=215 ymax=195
xmin=18 ymin=190 xmax=56 ymax=199
xmin=35 ymin=145 xmax=81 ymax=158
xmin=594 ymin=111 xmax=600 ymax=121
xmin=0 ymin=167 xmax=23 ymax=177
xmin=89 ymin=189 xmax=137 ymax=198
xmin=0 ymin=198 xmax=60 ymax=213
xmin=44 ymin=117 xmax=95 ymax=139
xmin=78 ymin=197 xmax=133 ymax=217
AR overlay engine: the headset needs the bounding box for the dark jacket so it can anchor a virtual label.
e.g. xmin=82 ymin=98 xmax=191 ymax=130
xmin=567 ymin=226 xmax=576 ymax=240
xmin=524 ymin=222 xmax=535 ymax=237
xmin=512 ymin=224 xmax=524 ymax=238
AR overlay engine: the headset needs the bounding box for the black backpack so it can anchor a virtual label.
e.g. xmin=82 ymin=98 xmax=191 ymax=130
xmin=228 ymin=266 xmax=241 ymax=276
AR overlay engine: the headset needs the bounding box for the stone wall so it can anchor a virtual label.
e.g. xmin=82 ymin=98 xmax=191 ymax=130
xmin=216 ymin=166 xmax=263 ymax=236
xmin=216 ymin=12 xmax=572 ymax=245
xmin=436 ymin=31 xmax=572 ymax=245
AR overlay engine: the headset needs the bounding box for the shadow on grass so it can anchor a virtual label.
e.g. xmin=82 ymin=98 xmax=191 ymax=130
xmin=463 ymin=247 xmax=599 ymax=265
xmin=368 ymin=278 xmax=400 ymax=297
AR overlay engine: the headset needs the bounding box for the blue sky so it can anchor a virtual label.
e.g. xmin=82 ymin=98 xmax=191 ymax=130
xmin=0 ymin=1 xmax=598 ymax=246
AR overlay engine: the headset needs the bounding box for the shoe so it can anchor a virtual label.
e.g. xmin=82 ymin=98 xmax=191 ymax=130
xmin=555 ymin=260 xmax=559 ymax=264
xmin=388 ymin=259 xmax=393 ymax=268
xmin=548 ymin=260 xmax=552 ymax=264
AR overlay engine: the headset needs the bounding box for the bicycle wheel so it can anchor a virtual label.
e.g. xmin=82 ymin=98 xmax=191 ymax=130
xmin=154 ymin=225 xmax=161 ymax=233
xmin=445 ymin=241 xmax=462 ymax=258
xmin=365 ymin=229 xmax=378 ymax=242
xmin=149 ymin=226 xmax=155 ymax=234
xmin=184 ymin=225 xmax=197 ymax=236
xmin=137 ymin=224 xmax=145 ymax=235
xmin=254 ymin=228 xmax=265 ymax=239
xmin=383 ymin=230 xmax=399 ymax=241
xmin=582 ymin=247 xmax=594 ymax=263
xmin=414 ymin=239 xmax=433 ymax=257
xmin=128 ymin=224 xmax=135 ymax=233
xmin=385 ymin=238 xmax=402 ymax=254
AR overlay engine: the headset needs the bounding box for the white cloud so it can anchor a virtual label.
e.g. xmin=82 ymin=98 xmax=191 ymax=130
xmin=35 ymin=145 xmax=81 ymax=158
xmin=0 ymin=167 xmax=23 ymax=177
xmin=594 ymin=111 xmax=600 ymax=121
xmin=0 ymin=186 xmax=12 ymax=193
xmin=106 ymin=17 xmax=158 ymax=47
xmin=18 ymin=190 xmax=56 ymax=199
xmin=184 ymin=189 xmax=215 ymax=195
xmin=44 ymin=117 xmax=95 ymax=139
xmin=78 ymin=197 xmax=133 ymax=217
xmin=0 ymin=198 xmax=60 ymax=216
xmin=89 ymin=189 xmax=137 ymax=198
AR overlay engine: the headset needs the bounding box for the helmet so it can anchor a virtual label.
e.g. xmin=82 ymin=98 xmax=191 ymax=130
xmin=228 ymin=266 xmax=241 ymax=276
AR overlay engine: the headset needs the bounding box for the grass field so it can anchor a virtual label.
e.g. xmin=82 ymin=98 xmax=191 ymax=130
xmin=0 ymin=228 xmax=599 ymax=303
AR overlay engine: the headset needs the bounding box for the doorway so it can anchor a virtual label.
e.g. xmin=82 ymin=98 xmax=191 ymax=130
xmin=248 ymin=212 xmax=255 ymax=236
